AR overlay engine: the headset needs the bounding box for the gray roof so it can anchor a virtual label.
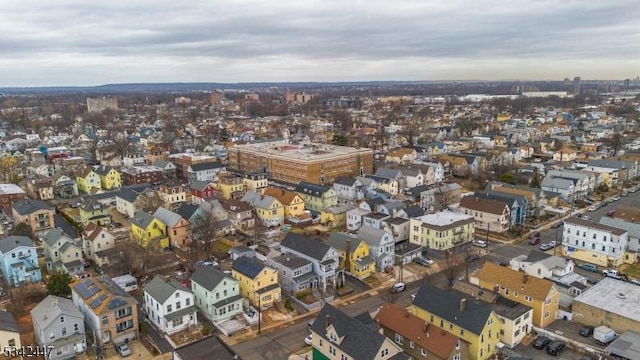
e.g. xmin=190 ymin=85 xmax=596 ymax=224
xmin=12 ymin=199 xmax=53 ymax=215
xmin=231 ymin=256 xmax=267 ymax=279
xmin=153 ymin=207 xmax=183 ymax=227
xmin=0 ymin=311 xmax=19 ymax=333
xmin=189 ymin=179 xmax=212 ymax=192
xmin=574 ymin=277 xmax=640 ymax=323
xmin=525 ymin=250 xmax=552 ymax=263
xmin=130 ymin=211 xmax=155 ymax=229
xmin=412 ymin=284 xmax=493 ymax=335
xmin=333 ymin=177 xmax=358 ymax=186
xmin=241 ymin=191 xmax=278 ymax=209
xmin=117 ymin=188 xmax=141 ymax=203
xmin=327 ymin=232 xmax=361 ymax=252
xmin=93 ymin=165 xmax=114 ymax=176
xmin=54 ymin=214 xmax=79 ymax=239
xmin=191 ymin=265 xmax=236 ymax=291
xmin=604 ymin=330 xmax=640 ymax=359
xmin=0 ymin=235 xmax=35 ymax=253
xmin=270 ymin=254 xmax=311 ymax=270
xmin=399 ymin=205 xmax=425 ymax=218
xmin=31 ymin=295 xmax=83 ymax=330
xmin=189 ymin=162 xmax=224 ymax=172
xmin=174 ymin=335 xmax=238 ymax=360
xmin=281 ymin=233 xmax=333 ymax=261
xmin=310 ymin=304 xmax=399 ymax=360
xmin=357 ymin=226 xmax=390 ymax=246
xmin=541 ymin=176 xmax=574 ymax=190
xmin=152 ymin=159 xmax=174 ymax=169
xmin=296 ymin=181 xmax=332 ymax=197
xmin=599 ymin=217 xmax=640 ymax=239
xmin=374 ymin=168 xmax=403 ymax=179
xmin=144 ymin=275 xmax=191 ymax=304
xmin=43 ymin=228 xmax=71 ymax=247
xmin=175 ymin=203 xmax=199 ymax=220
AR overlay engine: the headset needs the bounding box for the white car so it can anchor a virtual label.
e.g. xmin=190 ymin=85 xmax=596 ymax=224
xmin=115 ymin=343 xmax=132 ymax=357
xmin=472 ymin=240 xmax=488 ymax=248
xmin=588 ymin=206 xmax=599 ymax=212
xmin=305 ymin=334 xmax=313 ymax=346
xmin=390 ymin=282 xmax=406 ymax=293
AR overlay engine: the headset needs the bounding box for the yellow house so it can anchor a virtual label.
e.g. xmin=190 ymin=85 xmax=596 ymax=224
xmin=409 ymin=211 xmax=475 ymax=252
xmin=263 ymin=187 xmax=305 ymax=219
xmin=412 ymin=284 xmax=501 ymax=360
xmin=241 ymin=192 xmax=284 ymax=227
xmin=75 ymin=168 xmax=102 ymax=194
xmin=327 ymin=233 xmax=375 ymax=279
xmin=319 ymin=204 xmax=354 ymax=229
xmin=0 ymin=311 xmax=21 ymax=350
xmin=231 ymin=256 xmax=281 ymax=310
xmin=129 ymin=211 xmax=169 ymax=249
xmin=476 ymin=262 xmax=560 ymax=328
xmin=216 ymin=172 xmax=247 ymax=200
xmin=94 ymin=165 xmax=122 ymax=190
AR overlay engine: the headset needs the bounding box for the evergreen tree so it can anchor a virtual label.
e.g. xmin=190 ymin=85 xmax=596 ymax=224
xmin=47 ymin=271 xmax=72 ymax=298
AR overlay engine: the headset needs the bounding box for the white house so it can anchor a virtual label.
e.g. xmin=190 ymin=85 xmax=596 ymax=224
xmin=143 ymin=275 xmax=198 ymax=334
xmin=332 ymin=177 xmax=364 ymax=203
xmin=561 ymin=217 xmax=628 ymax=267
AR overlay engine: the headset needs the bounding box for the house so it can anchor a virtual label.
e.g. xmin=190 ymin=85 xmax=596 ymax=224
xmin=94 ymin=165 xmax=121 ymax=190
xmin=187 ymin=162 xmax=226 ymax=182
xmin=472 ymin=192 xmax=524 ymax=226
xmin=79 ymin=198 xmax=111 ymax=226
xmin=402 ymin=168 xmax=425 ymax=189
xmin=0 ymin=311 xmax=20 ymax=351
xmin=27 ymin=176 xmax=55 ymax=201
xmin=82 ymin=223 xmax=116 ymax=267
xmin=11 ymin=199 xmax=55 ymax=236
xmin=365 ymin=175 xmax=399 ymax=196
xmin=120 ymin=166 xmax=164 ymax=185
xmin=510 ymin=251 xmax=575 ymax=279
xmin=0 ymin=183 xmax=26 ymax=208
xmin=0 ymin=235 xmax=42 ymax=286
xmin=459 ymin=196 xmax=511 ymax=233
xmin=475 ymin=262 xmax=560 ymax=328
xmin=409 ymin=211 xmax=475 ymax=255
xmin=561 ymin=217 xmax=628 ymax=267
xmin=31 ymin=295 xmax=86 ymax=360
xmin=357 ymin=226 xmax=395 ymax=271
xmin=386 ymin=147 xmax=417 ymax=164
xmin=153 ymin=207 xmax=192 ymax=249
xmin=375 ymin=303 xmax=469 ymax=360
xmin=309 ymin=304 xmax=408 ymax=360
xmin=332 ymin=177 xmax=364 ymax=202
xmin=190 ymin=266 xmax=243 ymax=326
xmin=231 ymin=256 xmax=281 ymax=310
xmin=280 ymin=233 xmax=340 ymax=292
xmin=266 ymin=254 xmax=314 ymax=295
xmin=415 ymin=161 xmax=445 ymax=185
xmin=189 ymin=180 xmax=216 ymax=204
xmin=599 ymin=216 xmax=640 ymax=263
xmin=242 ymin=172 xmax=268 ymax=194
xmin=152 ymin=159 xmax=177 ymax=178
xmin=157 ymin=183 xmax=187 ymax=208
xmin=411 ymin=284 xmax=501 ymax=360
xmin=53 ymin=174 xmax=78 ymax=198
xmin=438 ymin=155 xmax=469 ymax=177
xmin=375 ymin=168 xmax=406 ymax=190
xmin=295 ymin=182 xmax=338 ymax=212
xmin=70 ymin=276 xmax=139 ymax=348
xmin=263 ymin=187 xmax=305 ymax=220
xmin=327 ymin=233 xmax=376 ymax=279
xmin=241 ymin=191 xmax=284 ymax=227
xmin=319 ymin=203 xmax=354 ymax=229
xmin=43 ymin=228 xmax=84 ymax=276
xmin=143 ymin=275 xmax=197 ymax=334
xmin=419 ymin=183 xmax=462 ymax=213
xmin=216 ymin=172 xmax=247 ymax=201
xmin=361 ymin=211 xmax=390 ymax=229
xmin=221 ymin=199 xmax=255 ymax=232
xmin=572 ymin=278 xmax=640 ymax=334
xmin=115 ymin=184 xmax=154 ymax=218
xmin=130 ymin=211 xmax=169 ymax=249
xmin=75 ymin=168 xmax=102 ymax=194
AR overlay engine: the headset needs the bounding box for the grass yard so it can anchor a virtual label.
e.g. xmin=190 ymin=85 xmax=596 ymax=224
xmin=621 ymin=263 xmax=640 ymax=279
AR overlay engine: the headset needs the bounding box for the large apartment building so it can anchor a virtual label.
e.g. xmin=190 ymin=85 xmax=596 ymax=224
xmin=227 ymin=140 xmax=373 ymax=184
xmin=561 ymin=217 xmax=628 ymax=267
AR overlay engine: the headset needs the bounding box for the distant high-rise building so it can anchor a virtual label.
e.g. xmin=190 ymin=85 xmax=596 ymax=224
xmin=86 ymin=97 xmax=118 ymax=113
xmin=573 ymin=76 xmax=581 ymax=84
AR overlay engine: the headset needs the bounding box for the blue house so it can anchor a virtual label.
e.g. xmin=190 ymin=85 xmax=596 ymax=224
xmin=0 ymin=236 xmax=42 ymax=286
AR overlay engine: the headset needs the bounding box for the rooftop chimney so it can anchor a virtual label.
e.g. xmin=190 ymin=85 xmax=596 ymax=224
xmin=325 ymin=314 xmax=331 ymax=328
xmin=523 ymin=273 xmax=528 ymax=284
xmin=460 ymin=298 xmax=466 ymax=312
xmin=423 ymin=322 xmax=429 ymax=333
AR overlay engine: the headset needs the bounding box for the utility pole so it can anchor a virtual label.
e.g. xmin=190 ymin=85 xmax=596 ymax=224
xmin=257 ymin=296 xmax=262 ymax=335
xmin=554 ymin=226 xmax=559 ymax=256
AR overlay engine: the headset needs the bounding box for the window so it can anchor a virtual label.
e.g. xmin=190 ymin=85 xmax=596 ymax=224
xmin=381 ymin=348 xmax=389 ymax=357
xmin=61 ymin=327 xmax=67 ymax=336
xmin=74 ymin=323 xmax=79 ymax=332
xmin=421 ymin=348 xmax=427 ymax=356
xmin=544 ymin=311 xmax=550 ymax=318
xmin=395 ymin=333 xmax=403 ymax=344
xmin=102 ymin=316 xmax=109 ymax=325
xmin=545 ymin=298 xmax=552 ymax=305
xmin=7 ymin=339 xmax=15 ymax=347
xmin=186 ymin=298 xmax=190 ymax=306
xmin=524 ymin=312 xmax=530 ymax=319
xmin=167 ymin=304 xmax=172 ymax=312
xmin=409 ymin=341 xmax=414 ymax=348
xmin=60 ymin=316 xmax=65 ymax=323
xmin=329 ymin=346 xmax=336 ymax=356
xmin=524 ymin=295 xmax=532 ymax=302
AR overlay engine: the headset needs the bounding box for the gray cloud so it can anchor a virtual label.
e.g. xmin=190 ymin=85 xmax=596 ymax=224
xmin=0 ymin=0 xmax=638 ymax=86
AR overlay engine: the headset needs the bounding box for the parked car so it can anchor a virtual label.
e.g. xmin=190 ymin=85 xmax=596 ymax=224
xmin=579 ymin=356 xmax=596 ymax=360
xmin=533 ymin=336 xmax=551 ymax=349
xmin=607 ymin=210 xmax=616 ymax=217
xmin=390 ymin=282 xmax=406 ymax=294
xmin=631 ymin=279 xmax=640 ymax=286
xmin=551 ymin=221 xmax=563 ymax=229
xmin=304 ymin=334 xmax=313 ymax=346
xmin=528 ymin=237 xmax=540 ymax=245
xmin=622 ymin=191 xmax=629 ymax=197
xmin=630 ymin=187 xmax=639 ymax=193
xmin=546 ymin=340 xmax=565 ymax=355
xmin=581 ymin=215 xmax=591 ymax=221
xmin=465 ymin=254 xmax=480 ymax=262
xmin=414 ymin=256 xmax=434 ymax=266
xmin=472 ymin=240 xmax=488 ymax=248
xmin=612 ymin=196 xmax=621 ymax=201
xmin=577 ymin=263 xmax=597 ymax=272
xmin=539 ymin=243 xmax=552 ymax=251
xmin=530 ymin=231 xmax=541 ymax=239
xmin=588 ymin=206 xmax=599 ymax=212
xmin=116 ymin=343 xmax=132 ymax=357
xmin=579 ymin=325 xmax=594 ymax=337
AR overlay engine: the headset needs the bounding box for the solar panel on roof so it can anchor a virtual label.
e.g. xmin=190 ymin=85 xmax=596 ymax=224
xmin=76 ymin=283 xmax=93 ymax=299
xmin=108 ymin=298 xmax=127 ymax=309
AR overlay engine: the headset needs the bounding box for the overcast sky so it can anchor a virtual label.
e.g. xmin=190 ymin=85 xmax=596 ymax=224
xmin=1 ymin=0 xmax=638 ymax=86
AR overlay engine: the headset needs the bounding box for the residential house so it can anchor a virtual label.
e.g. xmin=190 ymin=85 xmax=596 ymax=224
xmin=82 ymin=223 xmax=116 ymax=267
xmin=381 ymin=217 xmax=410 ymax=243
xmin=0 ymin=236 xmax=42 ymax=286
xmin=280 ymin=233 xmax=340 ymax=292
xmin=175 ymin=203 xmax=204 ymax=226
xmin=346 ymin=207 xmax=370 ymax=232
xmin=414 ymin=161 xmax=445 ymax=185
xmin=70 ymin=276 xmax=139 ymax=348
xmin=420 ymin=183 xmax=462 ymax=213
xmin=152 ymin=159 xmax=177 ymax=178
xmin=231 ymin=256 xmax=281 ymax=310
xmin=459 ymin=196 xmax=511 ymax=233
xmin=475 ymin=262 xmax=560 ymax=328
xmin=561 ymin=217 xmax=628 ymax=267
xmin=190 ymin=266 xmax=243 ymax=326
xmin=438 ymin=155 xmax=469 ymax=177
xmin=362 ymin=212 xmax=390 ymax=229
xmin=599 ymin=216 xmax=640 ymax=263
xmin=216 ymin=172 xmax=247 ymax=201
xmin=309 ymin=304 xmax=408 ymax=360
xmin=115 ymin=184 xmax=155 ymax=218
xmin=157 ymin=183 xmax=187 ymax=209
xmin=510 ymin=251 xmax=575 ymax=279
xmin=411 ymin=284 xmax=501 ymax=360
xmin=327 ymin=233 xmax=376 ymax=279
xmin=153 ymin=207 xmax=192 ymax=249
xmin=263 ymin=187 xmax=305 ymax=220
xmin=375 ymin=303 xmax=469 ymax=360
xmin=386 ymin=147 xmax=417 ymax=164
xmin=242 ymin=172 xmax=268 ymax=194
xmin=332 ymin=177 xmax=364 ymax=203
xmin=375 ymin=168 xmax=406 ymax=191
xmin=79 ymin=198 xmax=111 ymax=226
xmin=403 ymin=168 xmax=425 ymax=189
xmin=12 ymin=199 xmax=55 ymax=236
xmin=0 ymin=311 xmax=21 ymax=352
xmin=266 ymin=254 xmax=314 ymax=295
xmin=122 ymin=153 xmax=145 ymax=166
xmin=409 ymin=211 xmax=475 ymax=255
xmin=75 ymin=168 xmax=102 ymax=194
xmin=241 ymin=191 xmax=284 ymax=227
xmin=295 ymin=182 xmax=338 ymax=212
xmin=43 ymin=228 xmax=84 ymax=276
xmin=471 ymin=192 xmax=523 ymax=227
xmin=26 ymin=176 xmax=55 ymax=201
xmin=120 ymin=166 xmax=164 ymax=186
xmin=130 ymin=211 xmax=169 ymax=249
xmin=221 ymin=199 xmax=255 ymax=232
xmin=319 ymin=203 xmax=354 ymax=230
xmin=31 ymin=295 xmax=86 ymax=360
xmin=143 ymin=275 xmax=197 ymax=334
xmin=189 ymin=180 xmax=216 ymax=204
xmin=54 ymin=174 xmax=78 ymax=198
xmin=366 ymin=175 xmax=399 ymax=196
xmin=188 ymin=162 xmax=226 ymax=182
xmin=357 ymin=226 xmax=395 ymax=271
xmin=94 ymin=165 xmax=121 ymax=190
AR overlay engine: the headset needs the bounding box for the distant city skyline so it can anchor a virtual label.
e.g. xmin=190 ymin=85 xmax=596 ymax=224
xmin=1 ymin=0 xmax=638 ymax=87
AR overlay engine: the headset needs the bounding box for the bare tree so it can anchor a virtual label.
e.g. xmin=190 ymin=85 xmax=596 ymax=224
xmin=442 ymin=252 xmax=463 ymax=288
xmin=191 ymin=209 xmax=218 ymax=260
xmin=135 ymin=192 xmax=164 ymax=213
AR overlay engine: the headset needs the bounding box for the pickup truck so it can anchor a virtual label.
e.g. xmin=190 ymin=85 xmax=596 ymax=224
xmin=602 ymin=269 xmax=627 ymax=280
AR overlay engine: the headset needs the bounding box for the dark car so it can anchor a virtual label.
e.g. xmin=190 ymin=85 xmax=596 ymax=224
xmin=579 ymin=325 xmax=594 ymax=337
xmin=530 ymin=231 xmax=541 ymax=239
xmin=528 ymin=237 xmax=540 ymax=245
xmin=551 ymin=221 xmax=563 ymax=229
xmin=533 ymin=336 xmax=551 ymax=349
xmin=546 ymin=340 xmax=565 ymax=356
xmin=465 ymin=254 xmax=480 ymax=262
xmin=577 ymin=263 xmax=597 ymax=272
xmin=112 ymin=222 xmax=123 ymax=228
xmin=579 ymin=356 xmax=596 ymax=360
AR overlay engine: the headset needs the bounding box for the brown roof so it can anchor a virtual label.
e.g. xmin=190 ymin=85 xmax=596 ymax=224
xmin=565 ymin=217 xmax=627 ymax=235
xmin=438 ymin=155 xmax=467 ymax=166
xmin=476 ymin=262 xmax=556 ymax=301
xmin=459 ymin=196 xmax=509 ymax=215
xmin=491 ymin=186 xmax=535 ymax=202
xmin=221 ymin=199 xmax=252 ymax=212
xmin=387 ymin=147 xmax=415 ymax=158
xmin=374 ymin=303 xmax=462 ymax=359
xmin=75 ymin=167 xmax=94 ymax=178
xmin=263 ymin=187 xmax=302 ymax=206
